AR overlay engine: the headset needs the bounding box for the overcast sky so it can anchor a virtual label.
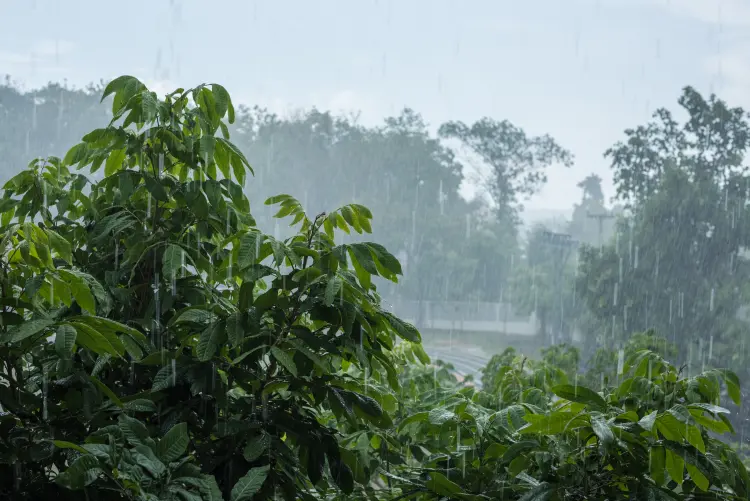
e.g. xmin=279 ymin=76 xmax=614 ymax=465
xmin=0 ymin=0 xmax=746 ymax=214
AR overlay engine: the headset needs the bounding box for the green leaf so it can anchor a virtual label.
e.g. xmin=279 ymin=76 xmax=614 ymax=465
xmin=57 ymin=269 xmax=96 ymax=313
xmin=639 ymin=411 xmax=657 ymax=432
xmin=89 ymin=375 xmax=123 ymax=408
xmin=551 ymin=384 xmax=607 ymax=409
xmin=231 ymin=465 xmax=270 ymax=501
xmin=426 ymin=472 xmax=461 ymax=496
xmin=162 ymin=244 xmax=185 ymax=277
xmin=330 ymin=459 xmax=354 ymax=494
xmin=5 ymin=318 xmax=55 ymax=343
xmin=650 ymin=446 xmax=666 ymax=485
xmin=243 ymin=433 xmax=270 ymax=462
xmin=152 ymin=363 xmax=178 ymax=391
xmin=518 ymin=482 xmax=557 ymax=501
xmin=324 ymin=276 xmax=342 ymax=306
xmin=55 ymin=324 xmax=77 ymax=357
xmin=47 ymin=229 xmax=72 ymax=263
xmin=591 ymin=415 xmax=614 ymax=449
xmin=686 ymin=463 xmax=709 ymax=491
xmin=56 ymin=453 xmax=101 ymax=489
xmin=381 ymin=311 xmax=420 ymax=342
xmin=73 ymin=322 xmax=125 ymax=357
xmin=124 ymin=398 xmax=157 ymax=413
xmin=238 ymin=231 xmax=264 ymax=268
xmin=666 ymin=449 xmax=684 ymax=485
xmin=144 ymin=175 xmax=168 ymax=202
xmin=271 ymin=346 xmax=297 ymax=377
xmin=520 ymin=412 xmax=588 ymax=435
xmin=723 ymin=370 xmax=741 ymax=405
xmin=158 ymin=422 xmax=189 ymax=463
xmin=53 ymin=440 xmax=89 ymax=454
xmin=684 ymin=424 xmax=705 ymax=453
xmin=171 ymin=308 xmax=218 ymax=325
xmin=104 ymin=148 xmax=126 ymax=176
xmin=428 ymin=407 xmax=456 ymax=425
xmin=196 ymin=322 xmax=226 ymax=362
xmin=398 ymin=411 xmax=430 ymax=431
xmin=119 ymin=414 xmax=150 ymax=445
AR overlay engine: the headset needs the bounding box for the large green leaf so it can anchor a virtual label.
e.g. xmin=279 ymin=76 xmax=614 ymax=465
xmin=381 ymin=311 xmax=420 ymax=342
xmin=57 ymin=269 xmax=96 ymax=313
xmin=5 ymin=318 xmax=54 ymax=343
xmin=55 ymin=324 xmax=77 ymax=357
xmin=650 ymin=446 xmax=666 ymax=485
xmin=666 ymin=449 xmax=684 ymax=485
xmin=590 ymin=415 xmax=614 ymax=449
xmin=271 ymin=346 xmax=297 ymax=377
xmin=158 ymin=422 xmax=189 ymax=463
xmin=231 ymin=465 xmax=270 ymax=501
xmin=520 ymin=412 xmax=588 ymax=435
xmin=162 ymin=243 xmax=185 ymax=278
xmin=551 ymin=384 xmax=607 ymax=409
xmin=425 ymin=472 xmax=462 ymax=496
xmin=196 ymin=322 xmax=226 ymax=361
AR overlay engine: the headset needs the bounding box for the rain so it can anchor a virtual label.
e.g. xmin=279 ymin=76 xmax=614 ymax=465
xmin=1 ymin=0 xmax=749 ymax=499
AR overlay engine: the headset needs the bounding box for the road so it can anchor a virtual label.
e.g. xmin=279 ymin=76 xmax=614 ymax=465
xmin=423 ymin=344 xmax=491 ymax=389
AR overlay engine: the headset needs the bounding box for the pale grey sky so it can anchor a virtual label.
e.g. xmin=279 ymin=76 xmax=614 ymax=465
xmin=0 ymin=0 xmax=746 ymax=213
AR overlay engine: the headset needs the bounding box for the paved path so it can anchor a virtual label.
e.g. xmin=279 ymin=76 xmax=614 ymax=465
xmin=423 ymin=342 xmax=492 ymax=389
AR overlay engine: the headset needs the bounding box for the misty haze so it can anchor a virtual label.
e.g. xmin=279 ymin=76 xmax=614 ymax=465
xmin=0 ymin=1 xmax=749 ymax=499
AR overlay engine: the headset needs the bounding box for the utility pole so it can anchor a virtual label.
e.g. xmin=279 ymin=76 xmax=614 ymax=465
xmin=586 ymin=209 xmax=615 ymax=248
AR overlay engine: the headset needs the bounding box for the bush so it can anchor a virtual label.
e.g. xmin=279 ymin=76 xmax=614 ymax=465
xmin=0 ymin=76 xmax=419 ymax=500
xmin=391 ymin=344 xmax=747 ymax=500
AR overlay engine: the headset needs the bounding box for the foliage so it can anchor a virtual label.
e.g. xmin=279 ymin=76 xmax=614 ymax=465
xmin=577 ymin=87 xmax=750 ymax=391
xmin=439 ymin=117 xmax=573 ymax=226
xmin=0 ymin=76 xmax=420 ymax=500
xmin=390 ymin=339 xmax=748 ymax=500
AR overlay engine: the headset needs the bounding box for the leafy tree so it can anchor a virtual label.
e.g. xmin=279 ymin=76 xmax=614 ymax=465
xmin=0 ymin=78 xmax=109 ymax=182
xmin=577 ymin=174 xmax=604 ymax=204
xmin=438 ymin=117 xmax=573 ymax=228
xmin=0 ymin=76 xmax=420 ymax=500
xmin=577 ymin=87 xmax=750 ymax=377
xmin=568 ymin=173 xmax=620 ymax=247
xmin=231 ymin=106 xmax=523 ymax=305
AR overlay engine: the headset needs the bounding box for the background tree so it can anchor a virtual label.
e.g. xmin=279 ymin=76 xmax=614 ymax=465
xmin=438 ymin=117 xmax=574 ymax=229
xmin=0 ymin=78 xmax=109 ymax=182
xmin=568 ymin=173 xmax=620 ymax=247
xmin=576 ymin=86 xmax=750 ymax=434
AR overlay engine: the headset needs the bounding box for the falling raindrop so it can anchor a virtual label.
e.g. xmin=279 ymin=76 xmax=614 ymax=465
xmin=616 ymin=349 xmax=624 ymax=376
xmin=669 ymin=298 xmax=673 ymax=324
xmin=710 ymin=288 xmax=715 ymax=312
xmin=114 ymin=234 xmax=119 ymax=269
xmin=42 ymin=367 xmax=48 ymax=420
xmin=438 ymin=179 xmax=446 ymax=216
